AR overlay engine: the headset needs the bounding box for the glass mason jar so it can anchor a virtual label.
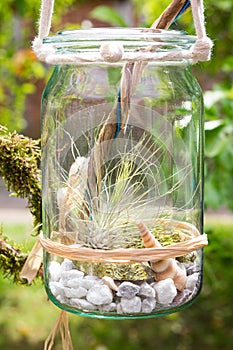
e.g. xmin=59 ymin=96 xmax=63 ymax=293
xmin=41 ymin=28 xmax=205 ymax=318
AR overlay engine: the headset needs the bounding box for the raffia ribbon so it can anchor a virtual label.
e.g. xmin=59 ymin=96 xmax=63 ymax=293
xmin=20 ymin=237 xmax=43 ymax=283
xmin=39 ymin=220 xmax=208 ymax=264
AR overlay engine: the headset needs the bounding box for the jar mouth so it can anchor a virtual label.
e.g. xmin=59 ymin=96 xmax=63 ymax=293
xmin=42 ymin=28 xmax=197 ymax=65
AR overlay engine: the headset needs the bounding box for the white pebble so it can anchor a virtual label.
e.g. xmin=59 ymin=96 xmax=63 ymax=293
xmin=61 ymin=269 xmax=85 ymax=282
xmin=87 ymin=284 xmax=113 ymax=305
xmin=56 ymin=294 xmax=70 ymax=305
xmin=64 ymin=287 xmax=87 ymax=299
xmin=80 ymin=278 xmax=98 ymax=290
xmin=71 ymin=298 xmax=97 ymax=311
xmin=49 ymin=281 xmax=66 ymax=297
xmin=152 ymin=278 xmax=177 ymax=305
xmin=186 ymin=272 xmax=199 ymax=291
xmin=117 ymin=282 xmax=140 ymax=299
xmin=119 ymin=296 xmax=142 ymax=314
xmin=67 ymin=278 xmax=84 ymax=289
xmin=141 ymin=297 xmax=156 ymax=313
xmin=139 ymin=282 xmax=156 ymax=298
xmin=48 ymin=261 xmax=61 ymax=282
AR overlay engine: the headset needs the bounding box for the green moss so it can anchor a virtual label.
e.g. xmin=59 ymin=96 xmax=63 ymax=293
xmin=0 ymin=229 xmax=27 ymax=284
xmin=0 ymin=125 xmax=41 ymax=229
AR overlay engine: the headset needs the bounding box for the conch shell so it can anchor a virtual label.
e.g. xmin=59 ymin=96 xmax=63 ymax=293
xmin=137 ymin=221 xmax=186 ymax=291
xmin=57 ymin=156 xmax=89 ymax=244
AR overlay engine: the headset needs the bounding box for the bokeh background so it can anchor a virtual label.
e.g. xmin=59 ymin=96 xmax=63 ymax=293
xmin=0 ymin=0 xmax=233 ymax=349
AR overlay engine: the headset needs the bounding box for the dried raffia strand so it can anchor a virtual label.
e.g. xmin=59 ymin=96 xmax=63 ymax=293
xmin=136 ymin=222 xmax=187 ymax=291
xmin=44 ymin=310 xmax=73 ymax=350
xmin=39 ymin=221 xmax=208 ymax=263
xmin=20 ymin=238 xmax=43 ymax=284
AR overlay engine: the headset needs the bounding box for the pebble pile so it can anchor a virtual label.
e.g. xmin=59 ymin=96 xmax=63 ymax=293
xmin=48 ymin=259 xmax=200 ymax=315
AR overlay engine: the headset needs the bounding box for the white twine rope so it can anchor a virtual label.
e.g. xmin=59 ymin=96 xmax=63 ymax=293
xmin=32 ymin=0 xmax=212 ymax=65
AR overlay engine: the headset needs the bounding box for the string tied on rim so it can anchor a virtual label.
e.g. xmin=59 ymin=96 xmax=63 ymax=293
xmin=33 ymin=0 xmax=213 ymax=65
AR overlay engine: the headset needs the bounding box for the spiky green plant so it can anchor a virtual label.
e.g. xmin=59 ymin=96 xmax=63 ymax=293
xmin=64 ymin=133 xmax=192 ymax=250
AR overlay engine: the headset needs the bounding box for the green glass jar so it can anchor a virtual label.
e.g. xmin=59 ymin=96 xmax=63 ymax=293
xmin=41 ymin=28 xmax=207 ymax=318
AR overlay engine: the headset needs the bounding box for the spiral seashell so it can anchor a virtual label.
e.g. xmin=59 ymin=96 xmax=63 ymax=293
xmin=137 ymin=221 xmax=158 ymax=248
xmin=137 ymin=221 xmax=187 ymax=291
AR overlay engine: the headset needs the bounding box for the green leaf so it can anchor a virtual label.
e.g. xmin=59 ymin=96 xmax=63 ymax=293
xmin=205 ymin=125 xmax=226 ymax=157
xmin=204 ymin=120 xmax=223 ymax=131
xmin=90 ymin=6 xmax=127 ymax=27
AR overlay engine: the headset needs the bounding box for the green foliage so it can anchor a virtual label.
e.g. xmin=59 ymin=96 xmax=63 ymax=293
xmin=132 ymin=0 xmax=233 ymax=81
xmin=0 ymin=125 xmax=41 ymax=228
xmin=0 ymin=0 xmax=80 ymax=131
xmin=90 ymin=5 xmax=127 ymax=27
xmin=204 ymin=87 xmax=233 ymax=210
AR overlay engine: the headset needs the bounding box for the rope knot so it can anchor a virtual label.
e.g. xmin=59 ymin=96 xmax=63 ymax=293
xmin=191 ymin=36 xmax=213 ymax=63
xmin=32 ymin=37 xmax=56 ymax=62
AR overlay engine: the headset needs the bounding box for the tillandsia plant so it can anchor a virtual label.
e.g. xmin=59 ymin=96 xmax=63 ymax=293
xmin=55 ymin=131 xmax=193 ymax=250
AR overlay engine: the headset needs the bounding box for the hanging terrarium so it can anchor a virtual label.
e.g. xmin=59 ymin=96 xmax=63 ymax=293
xmin=35 ymin=0 xmax=211 ymax=319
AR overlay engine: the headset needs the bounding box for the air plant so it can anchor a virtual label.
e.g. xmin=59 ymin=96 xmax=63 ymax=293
xmin=55 ymin=129 xmax=194 ymax=251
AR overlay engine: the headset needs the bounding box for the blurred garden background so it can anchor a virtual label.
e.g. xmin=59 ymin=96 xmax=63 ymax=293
xmin=0 ymin=0 xmax=233 ymax=349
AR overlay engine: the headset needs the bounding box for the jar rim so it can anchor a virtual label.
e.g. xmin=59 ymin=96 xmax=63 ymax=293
xmin=42 ymin=28 xmax=197 ymax=65
xmin=43 ymin=28 xmax=196 ymax=44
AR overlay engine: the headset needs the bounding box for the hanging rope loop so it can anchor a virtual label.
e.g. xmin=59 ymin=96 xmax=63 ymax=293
xmin=33 ymin=0 xmax=213 ymax=65
xmin=191 ymin=36 xmax=213 ymax=63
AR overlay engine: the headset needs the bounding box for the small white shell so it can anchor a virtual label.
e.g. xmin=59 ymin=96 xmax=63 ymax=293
xmin=102 ymin=276 xmax=119 ymax=291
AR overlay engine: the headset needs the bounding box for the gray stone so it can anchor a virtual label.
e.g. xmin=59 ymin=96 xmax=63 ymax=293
xmin=86 ymin=284 xmax=113 ymax=305
xmin=152 ymin=278 xmax=177 ymax=305
xmin=117 ymin=282 xmax=140 ymax=299
xmin=141 ymin=297 xmax=156 ymax=313
xmin=184 ymin=262 xmax=200 ymax=275
xmin=48 ymin=261 xmax=61 ymax=282
xmin=186 ymin=272 xmax=199 ymax=291
xmin=64 ymin=286 xmax=87 ymax=299
xmin=139 ymin=282 xmax=156 ymax=298
xmin=119 ymin=296 xmax=142 ymax=314
xmin=173 ymin=289 xmax=192 ymax=305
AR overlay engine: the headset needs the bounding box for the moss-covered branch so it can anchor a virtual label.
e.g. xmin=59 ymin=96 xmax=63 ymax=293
xmin=0 ymin=125 xmax=41 ymax=229
xmin=0 ymin=230 xmax=33 ymax=284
